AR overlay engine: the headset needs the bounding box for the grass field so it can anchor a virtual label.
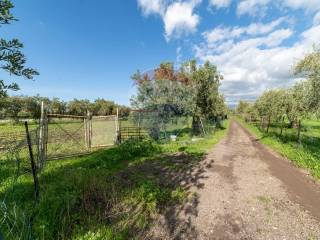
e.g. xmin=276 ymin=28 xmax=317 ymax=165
xmin=0 ymin=120 xmax=229 ymax=240
xmin=238 ymin=118 xmax=320 ymax=180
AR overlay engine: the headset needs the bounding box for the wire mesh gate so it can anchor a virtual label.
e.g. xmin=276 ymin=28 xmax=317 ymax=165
xmin=41 ymin=113 xmax=118 ymax=160
xmin=45 ymin=114 xmax=88 ymax=160
xmin=91 ymin=115 xmax=118 ymax=148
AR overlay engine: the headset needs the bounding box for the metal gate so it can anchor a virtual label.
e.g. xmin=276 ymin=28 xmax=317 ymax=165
xmin=45 ymin=114 xmax=88 ymax=160
xmin=40 ymin=113 xmax=119 ymax=160
xmin=91 ymin=115 xmax=117 ymax=148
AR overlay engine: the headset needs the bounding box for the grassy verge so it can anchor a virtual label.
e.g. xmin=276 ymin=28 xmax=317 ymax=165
xmin=1 ymin=120 xmax=229 ymax=240
xmin=238 ymin=118 xmax=320 ymax=180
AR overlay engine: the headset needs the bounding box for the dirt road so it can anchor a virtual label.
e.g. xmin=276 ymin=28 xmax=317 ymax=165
xmin=152 ymin=120 xmax=320 ymax=240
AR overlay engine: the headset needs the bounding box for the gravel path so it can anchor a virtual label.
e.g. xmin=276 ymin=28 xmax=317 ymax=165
xmin=152 ymin=120 xmax=320 ymax=240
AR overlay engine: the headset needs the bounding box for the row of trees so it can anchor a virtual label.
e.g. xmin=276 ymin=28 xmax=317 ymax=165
xmin=236 ymin=47 xmax=320 ymax=129
xmin=131 ymin=60 xmax=227 ymax=135
xmin=0 ymin=95 xmax=130 ymax=120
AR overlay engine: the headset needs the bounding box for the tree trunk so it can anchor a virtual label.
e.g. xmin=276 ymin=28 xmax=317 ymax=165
xmin=289 ymin=120 xmax=296 ymax=128
xmin=266 ymin=116 xmax=271 ymax=133
xmin=297 ymin=119 xmax=301 ymax=144
xmin=192 ymin=115 xmax=202 ymax=136
xmin=280 ymin=116 xmax=284 ymax=136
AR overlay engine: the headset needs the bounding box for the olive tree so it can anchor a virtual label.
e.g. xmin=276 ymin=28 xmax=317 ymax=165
xmin=131 ymin=60 xmax=226 ymax=136
xmin=294 ymin=46 xmax=320 ymax=112
xmin=255 ymin=89 xmax=287 ymax=131
xmin=0 ymin=0 xmax=38 ymax=97
xmin=284 ymin=82 xmax=308 ymax=127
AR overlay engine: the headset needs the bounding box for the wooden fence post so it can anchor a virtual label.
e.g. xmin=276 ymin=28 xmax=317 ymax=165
xmin=84 ymin=116 xmax=87 ymax=148
xmin=115 ymin=108 xmax=121 ymax=144
xmin=25 ymin=121 xmax=40 ymax=202
xmin=86 ymin=111 xmax=92 ymax=149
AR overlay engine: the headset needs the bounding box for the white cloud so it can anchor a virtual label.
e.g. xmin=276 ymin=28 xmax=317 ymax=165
xmin=203 ymin=17 xmax=286 ymax=45
xmin=282 ymin=0 xmax=320 ymax=12
xmin=195 ymin=23 xmax=319 ymax=104
xmin=245 ymin=17 xmax=286 ymax=35
xmin=209 ymin=0 xmax=232 ymax=9
xmin=237 ymin=0 xmax=271 ymax=16
xmin=236 ymin=0 xmax=320 ymax=17
xmin=301 ymin=25 xmax=320 ymax=44
xmin=137 ymin=0 xmax=201 ymax=40
xmin=137 ymin=0 xmax=164 ymax=15
xmin=264 ymin=28 xmax=293 ymax=47
xmin=164 ymin=1 xmax=201 ymax=40
xmin=314 ymin=11 xmax=320 ymax=25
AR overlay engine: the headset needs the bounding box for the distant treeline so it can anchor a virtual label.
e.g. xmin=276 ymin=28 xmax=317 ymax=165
xmin=0 ymin=95 xmax=131 ymax=120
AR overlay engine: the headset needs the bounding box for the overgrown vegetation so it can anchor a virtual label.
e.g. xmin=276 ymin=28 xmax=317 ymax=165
xmin=0 ymin=120 xmax=229 ymax=239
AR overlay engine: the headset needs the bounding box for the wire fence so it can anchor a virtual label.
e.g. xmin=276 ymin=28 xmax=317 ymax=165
xmin=243 ymin=116 xmax=320 ymax=147
xmin=0 ymin=122 xmax=40 ymax=240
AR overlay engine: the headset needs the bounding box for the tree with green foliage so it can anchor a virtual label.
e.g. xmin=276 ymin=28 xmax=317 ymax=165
xmin=294 ymin=47 xmax=320 ymax=112
xmin=284 ymin=82 xmax=308 ymax=127
xmin=254 ymin=89 xmax=287 ymax=131
xmin=3 ymin=96 xmax=23 ymax=121
xmin=50 ymin=97 xmax=66 ymax=114
xmin=236 ymin=100 xmax=258 ymax=122
xmin=236 ymin=100 xmax=251 ymax=115
xmin=67 ymin=99 xmax=92 ymax=115
xmin=131 ymin=60 xmax=226 ymax=135
xmin=131 ymin=62 xmax=193 ymax=116
xmin=189 ymin=61 xmax=224 ymax=133
xmin=0 ymin=0 xmax=39 ymax=97
xmin=93 ymin=98 xmax=117 ymax=115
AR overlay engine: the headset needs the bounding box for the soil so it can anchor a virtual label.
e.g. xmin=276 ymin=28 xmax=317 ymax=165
xmin=151 ymin=119 xmax=320 ymax=240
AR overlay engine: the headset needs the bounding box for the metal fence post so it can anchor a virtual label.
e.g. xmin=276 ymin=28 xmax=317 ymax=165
xmin=38 ymin=101 xmax=46 ymax=170
xmin=25 ymin=121 xmax=40 ymax=202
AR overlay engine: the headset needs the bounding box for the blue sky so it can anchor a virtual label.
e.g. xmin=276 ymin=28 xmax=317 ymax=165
xmin=2 ymin=0 xmax=320 ymax=106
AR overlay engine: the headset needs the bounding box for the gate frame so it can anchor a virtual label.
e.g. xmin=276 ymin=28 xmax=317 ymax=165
xmin=39 ymin=102 xmax=120 ymax=162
